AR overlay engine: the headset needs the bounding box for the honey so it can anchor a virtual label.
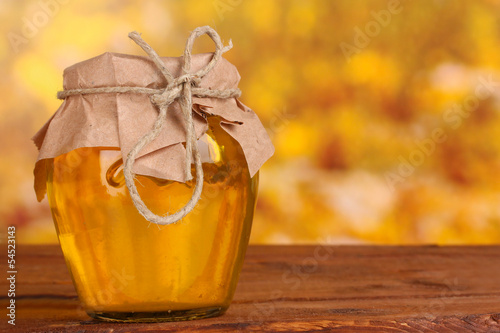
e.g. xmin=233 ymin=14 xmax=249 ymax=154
xmin=45 ymin=116 xmax=258 ymax=322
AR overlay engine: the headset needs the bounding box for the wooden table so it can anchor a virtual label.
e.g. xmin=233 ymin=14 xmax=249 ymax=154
xmin=2 ymin=245 xmax=499 ymax=332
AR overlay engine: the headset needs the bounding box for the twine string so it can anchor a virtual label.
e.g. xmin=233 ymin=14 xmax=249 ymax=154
xmin=57 ymin=26 xmax=241 ymax=225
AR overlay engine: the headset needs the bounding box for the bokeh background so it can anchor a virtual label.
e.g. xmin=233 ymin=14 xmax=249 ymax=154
xmin=1 ymin=0 xmax=500 ymax=244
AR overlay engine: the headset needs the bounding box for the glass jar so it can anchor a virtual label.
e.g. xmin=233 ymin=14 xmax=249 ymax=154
xmin=45 ymin=115 xmax=258 ymax=322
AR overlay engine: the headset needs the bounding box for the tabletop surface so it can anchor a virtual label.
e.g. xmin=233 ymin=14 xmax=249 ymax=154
xmin=1 ymin=244 xmax=499 ymax=332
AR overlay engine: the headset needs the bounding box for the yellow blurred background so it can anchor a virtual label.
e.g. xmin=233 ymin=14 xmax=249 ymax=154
xmin=1 ymin=0 xmax=500 ymax=244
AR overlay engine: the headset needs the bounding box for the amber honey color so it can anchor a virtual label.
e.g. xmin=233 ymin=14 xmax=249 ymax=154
xmin=46 ymin=117 xmax=258 ymax=322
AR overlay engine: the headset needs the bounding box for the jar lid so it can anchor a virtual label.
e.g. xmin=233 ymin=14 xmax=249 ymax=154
xmin=33 ymin=41 xmax=274 ymax=202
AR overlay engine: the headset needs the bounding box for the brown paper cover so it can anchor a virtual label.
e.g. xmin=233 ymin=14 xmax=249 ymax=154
xmin=33 ymin=52 xmax=274 ymax=201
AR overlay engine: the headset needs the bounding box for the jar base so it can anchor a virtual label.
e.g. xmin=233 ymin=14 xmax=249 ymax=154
xmin=87 ymin=306 xmax=227 ymax=323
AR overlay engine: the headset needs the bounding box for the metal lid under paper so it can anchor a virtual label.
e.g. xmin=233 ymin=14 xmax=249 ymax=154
xmin=33 ymin=51 xmax=274 ymax=201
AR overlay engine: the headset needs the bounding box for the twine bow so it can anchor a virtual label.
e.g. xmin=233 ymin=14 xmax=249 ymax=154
xmin=57 ymin=26 xmax=242 ymax=225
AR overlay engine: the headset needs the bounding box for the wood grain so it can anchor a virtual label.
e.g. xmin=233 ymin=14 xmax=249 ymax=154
xmin=1 ymin=245 xmax=499 ymax=332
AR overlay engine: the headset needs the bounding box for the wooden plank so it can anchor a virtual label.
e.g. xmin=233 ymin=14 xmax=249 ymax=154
xmin=0 ymin=245 xmax=499 ymax=332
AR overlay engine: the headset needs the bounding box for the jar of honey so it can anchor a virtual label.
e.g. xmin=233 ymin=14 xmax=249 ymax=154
xmin=33 ymin=27 xmax=273 ymax=322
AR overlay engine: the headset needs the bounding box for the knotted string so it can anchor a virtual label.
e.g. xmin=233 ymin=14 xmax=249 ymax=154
xmin=57 ymin=26 xmax=241 ymax=225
